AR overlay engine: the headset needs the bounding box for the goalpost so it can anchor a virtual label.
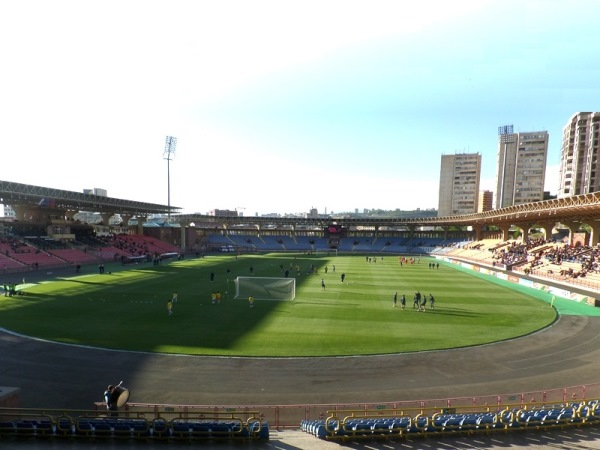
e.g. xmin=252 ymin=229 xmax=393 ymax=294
xmin=234 ymin=277 xmax=296 ymax=301
xmin=315 ymin=249 xmax=338 ymax=256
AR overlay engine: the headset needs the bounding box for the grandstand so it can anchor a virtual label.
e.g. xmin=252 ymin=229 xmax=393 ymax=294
xmin=2 ymin=180 xmax=600 ymax=448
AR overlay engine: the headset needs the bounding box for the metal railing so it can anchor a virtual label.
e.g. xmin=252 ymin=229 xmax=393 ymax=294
xmin=92 ymin=382 xmax=600 ymax=429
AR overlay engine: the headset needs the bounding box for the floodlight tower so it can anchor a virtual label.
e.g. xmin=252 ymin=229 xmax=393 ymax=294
xmin=163 ymin=136 xmax=177 ymax=222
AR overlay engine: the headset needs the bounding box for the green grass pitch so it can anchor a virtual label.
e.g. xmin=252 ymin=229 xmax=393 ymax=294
xmin=0 ymin=254 xmax=556 ymax=357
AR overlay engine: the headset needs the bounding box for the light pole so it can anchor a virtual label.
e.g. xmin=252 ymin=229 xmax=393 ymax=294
xmin=164 ymin=136 xmax=177 ymax=223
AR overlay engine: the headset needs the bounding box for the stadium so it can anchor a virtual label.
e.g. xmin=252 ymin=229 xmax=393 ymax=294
xmin=2 ymin=180 xmax=600 ymax=449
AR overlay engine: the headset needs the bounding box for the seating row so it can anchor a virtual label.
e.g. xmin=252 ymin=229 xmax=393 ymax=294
xmin=301 ymin=401 xmax=600 ymax=440
xmin=0 ymin=416 xmax=269 ymax=442
xmin=204 ymin=234 xmax=460 ymax=253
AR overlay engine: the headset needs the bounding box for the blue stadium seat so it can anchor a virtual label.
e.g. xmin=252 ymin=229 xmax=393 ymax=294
xmin=171 ymin=421 xmax=190 ymax=440
xmin=191 ymin=422 xmax=211 ymax=439
xmin=92 ymin=420 xmax=112 ymax=438
xmin=0 ymin=421 xmax=16 ymax=436
xmin=151 ymin=419 xmax=170 ymax=439
xmin=211 ymin=422 xmax=232 ymax=438
xmin=15 ymin=421 xmax=35 ymax=436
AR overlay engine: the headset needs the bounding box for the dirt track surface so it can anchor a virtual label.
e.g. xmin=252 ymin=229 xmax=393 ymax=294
xmin=3 ymin=314 xmax=600 ymax=449
xmin=2 ymin=315 xmax=600 ymax=409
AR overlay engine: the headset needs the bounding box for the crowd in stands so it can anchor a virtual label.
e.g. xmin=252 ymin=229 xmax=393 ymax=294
xmin=540 ymin=244 xmax=600 ymax=279
xmin=491 ymin=237 xmax=549 ymax=268
xmin=446 ymin=235 xmax=600 ymax=285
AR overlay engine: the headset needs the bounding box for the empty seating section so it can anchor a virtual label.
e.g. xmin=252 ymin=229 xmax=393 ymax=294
xmin=377 ymin=237 xmax=409 ymax=253
xmin=301 ymin=401 xmax=600 ymax=442
xmin=0 ymin=409 xmax=269 ymax=443
xmin=293 ymin=236 xmax=315 ymax=250
xmin=139 ymin=235 xmax=180 ymax=255
xmin=0 ymin=252 xmax=26 ymax=270
xmin=47 ymin=248 xmax=97 ymax=264
xmin=200 ymin=233 xmax=469 ymax=254
xmin=282 ymin=235 xmax=311 ymax=251
xmin=336 ymin=238 xmax=355 ymax=251
xmin=25 ymin=237 xmax=68 ymax=251
xmin=254 ymin=235 xmax=284 ymax=251
xmin=271 ymin=235 xmax=298 ymax=250
xmin=5 ymin=247 xmax=64 ymax=268
xmin=94 ymin=247 xmax=132 ymax=261
xmin=205 ymin=234 xmax=232 ymax=245
xmin=311 ymin=237 xmax=330 ymax=251
xmin=0 ymin=234 xmax=187 ymax=272
xmin=106 ymin=235 xmax=180 ymax=258
xmin=227 ymin=235 xmax=257 ymax=249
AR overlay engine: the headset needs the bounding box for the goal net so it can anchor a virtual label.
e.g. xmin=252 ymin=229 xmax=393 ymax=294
xmin=234 ymin=277 xmax=296 ymax=301
xmin=315 ymin=248 xmax=338 ymax=256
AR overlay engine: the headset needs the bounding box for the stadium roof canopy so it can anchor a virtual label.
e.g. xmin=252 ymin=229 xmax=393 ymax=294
xmin=0 ymin=180 xmax=179 ymax=216
xmin=3 ymin=179 xmax=600 ymax=230
xmin=176 ymin=192 xmax=600 ymax=230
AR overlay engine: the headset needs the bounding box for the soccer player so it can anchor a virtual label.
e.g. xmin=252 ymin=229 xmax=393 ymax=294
xmin=172 ymin=292 xmax=178 ymax=303
xmin=340 ymin=273 xmax=346 ymax=283
xmin=429 ymin=294 xmax=435 ymax=309
xmin=167 ymin=299 xmax=173 ymax=316
xmin=216 ymin=291 xmax=222 ymax=304
xmin=248 ymin=295 xmax=254 ymax=308
xmin=393 ymin=292 xmax=397 ymax=307
xmin=400 ymin=294 xmax=406 ymax=310
xmin=321 ymin=279 xmax=326 ymax=290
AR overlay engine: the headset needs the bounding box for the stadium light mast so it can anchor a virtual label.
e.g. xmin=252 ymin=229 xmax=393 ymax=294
xmin=163 ymin=136 xmax=177 ymax=222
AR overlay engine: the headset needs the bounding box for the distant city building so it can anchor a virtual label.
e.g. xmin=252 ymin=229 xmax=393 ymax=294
xmin=83 ymin=188 xmax=108 ymax=197
xmin=302 ymin=210 xmax=330 ymax=219
xmin=438 ymin=153 xmax=481 ymax=217
xmin=208 ymin=209 xmax=238 ymax=217
xmin=307 ymin=208 xmax=320 ymax=218
xmin=558 ymin=112 xmax=600 ymax=198
xmin=73 ymin=211 xmax=102 ymax=223
xmin=495 ymin=126 xmax=548 ymax=209
xmin=478 ymin=190 xmax=493 ymax=213
xmin=78 ymin=188 xmax=109 ymax=222
xmin=2 ymin=205 xmax=15 ymax=219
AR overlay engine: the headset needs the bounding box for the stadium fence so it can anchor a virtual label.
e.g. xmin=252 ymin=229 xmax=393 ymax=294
xmin=93 ymin=382 xmax=600 ymax=429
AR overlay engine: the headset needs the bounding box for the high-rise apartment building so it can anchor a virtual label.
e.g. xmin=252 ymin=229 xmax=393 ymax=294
xmin=495 ymin=126 xmax=548 ymax=209
xmin=478 ymin=190 xmax=493 ymax=213
xmin=438 ymin=153 xmax=481 ymax=216
xmin=558 ymin=112 xmax=600 ymax=198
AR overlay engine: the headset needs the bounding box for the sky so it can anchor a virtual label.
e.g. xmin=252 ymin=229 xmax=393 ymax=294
xmin=1 ymin=0 xmax=600 ymax=217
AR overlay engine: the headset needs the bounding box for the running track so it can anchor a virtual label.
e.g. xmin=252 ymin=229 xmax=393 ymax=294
xmin=2 ymin=314 xmax=600 ymax=410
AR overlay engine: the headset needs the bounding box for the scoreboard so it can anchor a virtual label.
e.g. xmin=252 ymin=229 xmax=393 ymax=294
xmin=324 ymin=223 xmax=346 ymax=237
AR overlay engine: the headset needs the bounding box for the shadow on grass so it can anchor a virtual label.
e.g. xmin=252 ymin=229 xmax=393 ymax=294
xmin=414 ymin=307 xmax=480 ymax=317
